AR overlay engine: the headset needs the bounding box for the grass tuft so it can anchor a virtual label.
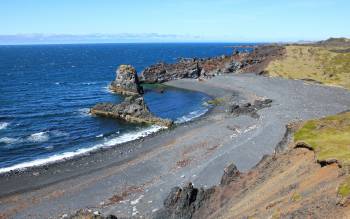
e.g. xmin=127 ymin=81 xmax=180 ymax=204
xmin=207 ymin=98 xmax=225 ymax=106
xmin=338 ymin=177 xmax=350 ymax=198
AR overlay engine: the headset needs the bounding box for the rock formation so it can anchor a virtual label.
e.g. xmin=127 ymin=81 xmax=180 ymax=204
xmin=220 ymin=163 xmax=240 ymax=185
xmin=153 ymin=182 xmax=215 ymax=219
xmin=140 ymin=56 xmax=241 ymax=83
xmin=90 ymin=95 xmax=173 ymax=127
xmin=140 ymin=45 xmax=284 ymax=83
xmin=110 ymin=65 xmax=144 ymax=95
xmin=140 ymin=59 xmax=201 ymax=83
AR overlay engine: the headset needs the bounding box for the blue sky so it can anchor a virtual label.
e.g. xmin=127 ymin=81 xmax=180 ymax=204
xmin=0 ymin=0 xmax=349 ymax=44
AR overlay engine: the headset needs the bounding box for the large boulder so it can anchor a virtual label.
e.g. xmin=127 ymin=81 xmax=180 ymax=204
xmin=220 ymin=163 xmax=240 ymax=185
xmin=153 ymin=182 xmax=215 ymax=219
xmin=90 ymin=95 xmax=173 ymax=127
xmin=110 ymin=65 xmax=143 ymax=95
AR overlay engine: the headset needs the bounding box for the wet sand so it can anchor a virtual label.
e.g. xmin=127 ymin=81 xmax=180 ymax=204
xmin=0 ymin=73 xmax=349 ymax=219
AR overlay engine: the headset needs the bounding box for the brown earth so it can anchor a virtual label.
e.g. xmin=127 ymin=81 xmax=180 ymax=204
xmin=157 ymin=124 xmax=350 ymax=219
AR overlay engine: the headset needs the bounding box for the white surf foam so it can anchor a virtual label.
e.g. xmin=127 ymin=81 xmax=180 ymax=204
xmin=77 ymin=108 xmax=91 ymax=117
xmin=27 ymin=132 xmax=50 ymax=143
xmin=103 ymin=85 xmax=115 ymax=94
xmin=51 ymin=130 xmax=69 ymax=137
xmin=0 ymin=137 xmax=19 ymax=144
xmin=175 ymin=108 xmax=208 ymax=124
xmin=82 ymin=82 xmax=97 ymax=85
xmin=0 ymin=122 xmax=9 ymax=130
xmin=0 ymin=125 xmax=165 ymax=174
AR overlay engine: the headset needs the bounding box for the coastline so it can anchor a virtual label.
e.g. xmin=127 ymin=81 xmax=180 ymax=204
xmin=0 ymin=86 xmax=212 ymax=176
xmin=0 ymin=105 xmax=215 ymax=196
xmin=1 ymin=73 xmax=350 ymax=219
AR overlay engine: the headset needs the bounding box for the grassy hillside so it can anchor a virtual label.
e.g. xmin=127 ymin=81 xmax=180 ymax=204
xmin=294 ymin=111 xmax=350 ymax=201
xmin=266 ymin=44 xmax=350 ymax=89
xmin=294 ymin=111 xmax=350 ymax=166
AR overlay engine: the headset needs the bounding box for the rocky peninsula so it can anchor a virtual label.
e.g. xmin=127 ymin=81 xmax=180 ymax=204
xmin=90 ymin=65 xmax=173 ymax=127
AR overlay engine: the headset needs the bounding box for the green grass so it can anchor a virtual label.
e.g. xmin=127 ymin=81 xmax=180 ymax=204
xmin=266 ymin=45 xmax=350 ymax=89
xmin=291 ymin=192 xmax=302 ymax=202
xmin=207 ymin=97 xmax=225 ymax=106
xmin=141 ymin=83 xmax=169 ymax=89
xmin=338 ymin=177 xmax=350 ymax=198
xmin=294 ymin=112 xmax=350 ymax=166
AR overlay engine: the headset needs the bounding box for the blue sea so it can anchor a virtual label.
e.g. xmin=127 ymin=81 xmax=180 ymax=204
xmin=0 ymin=43 xmax=249 ymax=173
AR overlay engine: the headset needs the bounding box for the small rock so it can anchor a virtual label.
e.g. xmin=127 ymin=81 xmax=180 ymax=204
xmin=220 ymin=163 xmax=240 ymax=185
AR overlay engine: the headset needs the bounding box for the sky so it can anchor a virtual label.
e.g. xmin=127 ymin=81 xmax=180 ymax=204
xmin=0 ymin=0 xmax=349 ymax=44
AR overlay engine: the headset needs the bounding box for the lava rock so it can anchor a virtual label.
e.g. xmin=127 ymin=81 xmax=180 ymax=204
xmin=153 ymin=182 xmax=215 ymax=219
xmin=220 ymin=163 xmax=240 ymax=185
xmin=90 ymin=95 xmax=173 ymax=127
xmin=110 ymin=65 xmax=144 ymax=95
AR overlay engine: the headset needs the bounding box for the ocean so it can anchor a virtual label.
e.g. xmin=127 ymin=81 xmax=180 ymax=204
xmin=0 ymin=43 xmax=249 ymax=173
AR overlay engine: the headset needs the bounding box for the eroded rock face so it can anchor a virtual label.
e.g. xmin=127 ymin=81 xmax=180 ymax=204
xmin=140 ymin=45 xmax=284 ymax=83
xmin=153 ymin=182 xmax=215 ymax=219
xmin=110 ymin=65 xmax=144 ymax=95
xmin=140 ymin=59 xmax=201 ymax=83
xmin=140 ymin=56 xmax=242 ymax=83
xmin=90 ymin=95 xmax=173 ymax=127
xmin=220 ymin=163 xmax=240 ymax=185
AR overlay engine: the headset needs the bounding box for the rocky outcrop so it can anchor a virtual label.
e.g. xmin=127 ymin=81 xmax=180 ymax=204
xmin=140 ymin=59 xmax=201 ymax=83
xmin=140 ymin=54 xmax=243 ymax=83
xmin=240 ymin=45 xmax=286 ymax=74
xmin=140 ymin=45 xmax=284 ymax=83
xmin=220 ymin=163 xmax=240 ymax=185
xmin=153 ymin=182 xmax=215 ymax=219
xmin=90 ymin=95 xmax=173 ymax=127
xmin=110 ymin=65 xmax=143 ymax=95
xmin=226 ymin=98 xmax=273 ymax=118
xmin=69 ymin=209 xmax=117 ymax=219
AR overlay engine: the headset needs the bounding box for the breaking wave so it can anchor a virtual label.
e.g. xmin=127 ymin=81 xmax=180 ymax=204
xmin=175 ymin=109 xmax=208 ymax=124
xmin=0 ymin=122 xmax=9 ymax=130
xmin=0 ymin=125 xmax=165 ymax=174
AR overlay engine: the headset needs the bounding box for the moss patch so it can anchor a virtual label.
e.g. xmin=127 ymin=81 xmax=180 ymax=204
xmin=294 ymin=111 xmax=350 ymax=166
xmin=141 ymin=83 xmax=169 ymax=89
xmin=207 ymin=97 xmax=225 ymax=106
xmin=291 ymin=192 xmax=302 ymax=202
xmin=338 ymin=177 xmax=350 ymax=198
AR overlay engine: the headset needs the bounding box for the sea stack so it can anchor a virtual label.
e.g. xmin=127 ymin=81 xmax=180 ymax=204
xmin=91 ymin=64 xmax=173 ymax=127
xmin=110 ymin=65 xmax=144 ymax=95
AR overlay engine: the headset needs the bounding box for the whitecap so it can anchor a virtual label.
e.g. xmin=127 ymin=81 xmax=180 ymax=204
xmin=0 ymin=122 xmax=9 ymax=130
xmin=45 ymin=145 xmax=54 ymax=150
xmin=0 ymin=125 xmax=165 ymax=174
xmin=82 ymin=82 xmax=97 ymax=85
xmin=175 ymin=109 xmax=208 ymax=124
xmin=51 ymin=130 xmax=69 ymax=137
xmin=96 ymin=134 xmax=103 ymax=138
xmin=54 ymin=82 xmax=60 ymax=85
xmin=0 ymin=137 xmax=18 ymax=144
xmin=27 ymin=132 xmax=49 ymax=143
xmin=103 ymin=85 xmax=115 ymax=94
xmin=77 ymin=108 xmax=91 ymax=117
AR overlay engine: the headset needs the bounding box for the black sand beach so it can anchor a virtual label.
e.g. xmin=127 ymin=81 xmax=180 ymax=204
xmin=1 ymin=73 xmax=350 ymax=218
